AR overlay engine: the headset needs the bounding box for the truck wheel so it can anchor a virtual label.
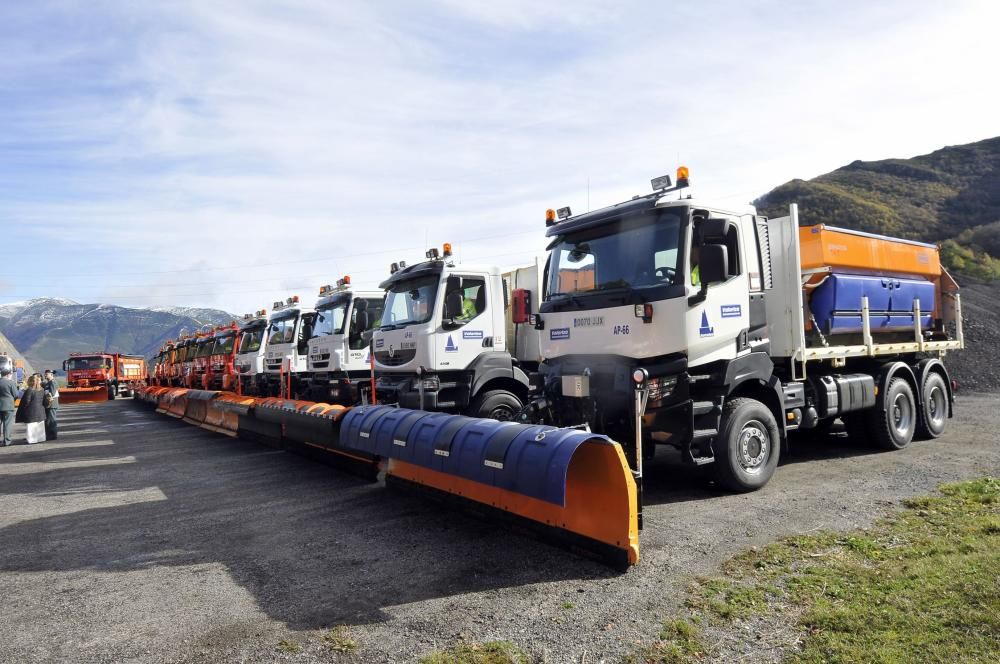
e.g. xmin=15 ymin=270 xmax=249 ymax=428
xmin=915 ymin=372 xmax=948 ymax=440
xmin=712 ymin=398 xmax=780 ymax=492
xmin=870 ymin=377 xmax=916 ymax=450
xmin=108 ymin=385 xmax=116 ymax=400
xmin=470 ymin=390 xmax=522 ymax=421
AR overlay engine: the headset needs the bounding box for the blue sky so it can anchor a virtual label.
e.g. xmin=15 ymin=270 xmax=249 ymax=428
xmin=1 ymin=0 xmax=997 ymax=314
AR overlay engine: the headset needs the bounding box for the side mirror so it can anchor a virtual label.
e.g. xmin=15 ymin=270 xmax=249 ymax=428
xmin=699 ymin=244 xmax=728 ymax=285
xmin=444 ymin=290 xmax=463 ymax=320
xmin=511 ymin=288 xmax=531 ymax=324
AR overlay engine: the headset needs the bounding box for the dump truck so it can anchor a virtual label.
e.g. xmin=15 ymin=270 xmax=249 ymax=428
xmin=516 ymin=167 xmax=963 ymax=504
xmin=204 ymin=322 xmax=239 ymax=391
xmin=304 ymin=277 xmax=385 ymax=404
xmin=372 ymin=243 xmax=543 ymax=419
xmin=62 ymin=352 xmax=149 ymax=402
xmin=263 ymin=296 xmax=315 ymax=397
xmin=234 ymin=309 xmax=268 ymax=396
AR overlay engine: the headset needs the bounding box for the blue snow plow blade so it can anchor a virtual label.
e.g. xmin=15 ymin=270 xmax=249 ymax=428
xmin=338 ymin=405 xmax=616 ymax=507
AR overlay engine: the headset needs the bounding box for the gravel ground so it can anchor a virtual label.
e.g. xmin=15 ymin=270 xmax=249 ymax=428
xmin=1 ymin=395 xmax=998 ymax=664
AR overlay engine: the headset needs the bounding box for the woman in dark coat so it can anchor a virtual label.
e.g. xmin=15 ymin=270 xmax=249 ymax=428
xmin=15 ymin=373 xmax=47 ymax=444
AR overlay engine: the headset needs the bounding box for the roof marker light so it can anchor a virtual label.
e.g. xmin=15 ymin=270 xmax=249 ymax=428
xmin=676 ymin=166 xmax=690 ymax=188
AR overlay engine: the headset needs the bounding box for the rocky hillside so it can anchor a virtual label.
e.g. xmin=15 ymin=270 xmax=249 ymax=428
xmin=756 ymin=136 xmax=1000 ymax=280
xmin=0 ymin=298 xmax=235 ymax=372
xmin=757 ymin=135 xmax=1000 ymax=390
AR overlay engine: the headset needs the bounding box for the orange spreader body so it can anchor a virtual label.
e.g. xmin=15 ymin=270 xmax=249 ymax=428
xmin=799 ymin=225 xmax=941 ymax=278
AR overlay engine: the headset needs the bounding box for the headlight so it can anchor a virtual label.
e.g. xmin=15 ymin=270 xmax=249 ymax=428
xmin=647 ymin=375 xmax=678 ymax=403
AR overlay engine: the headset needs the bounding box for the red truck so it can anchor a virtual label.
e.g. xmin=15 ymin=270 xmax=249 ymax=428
xmin=62 ymin=352 xmax=149 ymax=403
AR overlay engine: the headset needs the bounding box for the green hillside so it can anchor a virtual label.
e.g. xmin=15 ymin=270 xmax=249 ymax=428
xmin=756 ymin=136 xmax=1000 ymax=279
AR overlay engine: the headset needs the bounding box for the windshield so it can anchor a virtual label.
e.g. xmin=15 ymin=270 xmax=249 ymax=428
xmin=212 ymin=333 xmax=236 ymax=356
xmin=311 ymin=300 xmax=348 ymax=338
xmin=67 ymin=356 xmax=105 ymax=371
xmin=547 ymin=212 xmax=683 ymax=297
xmin=381 ymin=276 xmax=438 ymax=328
xmin=195 ymin=339 xmax=215 ymax=358
xmin=238 ymin=327 xmax=264 ymax=354
xmin=267 ymin=314 xmax=299 ymax=346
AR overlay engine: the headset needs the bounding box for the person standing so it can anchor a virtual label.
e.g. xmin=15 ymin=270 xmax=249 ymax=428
xmin=15 ymin=374 xmax=47 ymax=444
xmin=43 ymin=369 xmax=59 ymax=440
xmin=0 ymin=367 xmax=16 ymax=446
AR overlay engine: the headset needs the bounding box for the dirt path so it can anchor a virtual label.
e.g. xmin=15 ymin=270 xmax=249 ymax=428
xmin=1 ymin=395 xmax=997 ymax=663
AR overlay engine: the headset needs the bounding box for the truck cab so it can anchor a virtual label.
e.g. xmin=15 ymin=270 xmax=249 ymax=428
xmin=263 ymin=296 xmax=315 ymax=398
xmin=305 ymin=277 xmax=384 ymax=404
xmin=64 ymin=353 xmax=115 ymax=390
xmin=205 ymin=322 xmax=239 ymax=391
xmin=531 ymin=169 xmax=770 ymax=452
xmin=372 ymin=244 xmax=541 ymax=420
xmin=234 ymin=310 xmax=268 ymax=396
xmin=189 ymin=330 xmax=216 ymax=388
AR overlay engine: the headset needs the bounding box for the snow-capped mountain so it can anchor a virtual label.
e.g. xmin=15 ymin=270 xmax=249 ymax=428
xmin=0 ymin=298 xmax=236 ymax=372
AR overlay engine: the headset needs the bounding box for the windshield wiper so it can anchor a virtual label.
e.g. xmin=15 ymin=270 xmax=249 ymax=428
xmin=548 ymin=291 xmax=585 ymax=307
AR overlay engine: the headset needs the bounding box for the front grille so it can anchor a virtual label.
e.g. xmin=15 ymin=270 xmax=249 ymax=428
xmin=375 ymin=348 xmax=416 ymax=367
xmin=265 ymin=360 xmax=283 ymax=371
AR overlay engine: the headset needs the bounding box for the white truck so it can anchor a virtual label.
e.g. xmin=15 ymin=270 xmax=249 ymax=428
xmin=304 ymin=277 xmax=385 ymax=404
xmin=234 ymin=309 xmax=269 ymax=396
xmin=372 ymin=244 xmax=543 ymax=419
xmin=518 ymin=167 xmax=963 ymax=496
xmin=262 ymin=296 xmax=315 ymax=398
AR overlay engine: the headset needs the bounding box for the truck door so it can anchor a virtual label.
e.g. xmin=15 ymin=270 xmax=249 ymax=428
xmin=439 ymin=273 xmax=489 ymax=370
xmin=686 ymin=214 xmax=751 ymax=367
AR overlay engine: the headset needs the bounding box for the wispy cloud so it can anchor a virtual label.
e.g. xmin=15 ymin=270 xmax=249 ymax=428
xmin=1 ymin=0 xmax=997 ymax=312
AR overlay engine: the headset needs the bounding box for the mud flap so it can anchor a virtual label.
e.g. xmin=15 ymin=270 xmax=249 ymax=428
xmin=339 ymin=406 xmax=640 ymax=568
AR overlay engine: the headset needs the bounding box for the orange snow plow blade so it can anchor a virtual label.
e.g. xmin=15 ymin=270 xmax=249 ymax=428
xmin=59 ymin=386 xmax=109 ymax=404
xmin=202 ymin=392 xmax=259 ymax=437
xmin=338 ymin=406 xmax=640 ymax=568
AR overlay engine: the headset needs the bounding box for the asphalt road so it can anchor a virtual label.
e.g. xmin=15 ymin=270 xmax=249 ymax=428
xmin=1 ymin=395 xmax=998 ymax=663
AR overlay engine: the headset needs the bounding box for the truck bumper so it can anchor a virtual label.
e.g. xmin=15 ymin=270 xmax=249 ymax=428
xmin=307 ymin=372 xmax=368 ymax=406
xmin=375 ymin=372 xmax=472 ymax=411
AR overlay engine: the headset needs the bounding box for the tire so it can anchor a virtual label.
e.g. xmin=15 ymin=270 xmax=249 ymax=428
xmin=469 ymin=389 xmax=522 ymax=421
xmin=915 ymin=372 xmax=948 ymax=440
xmin=108 ymin=384 xmax=116 ymax=400
xmin=712 ymin=397 xmax=781 ymax=492
xmin=869 ymin=377 xmax=916 ymax=450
